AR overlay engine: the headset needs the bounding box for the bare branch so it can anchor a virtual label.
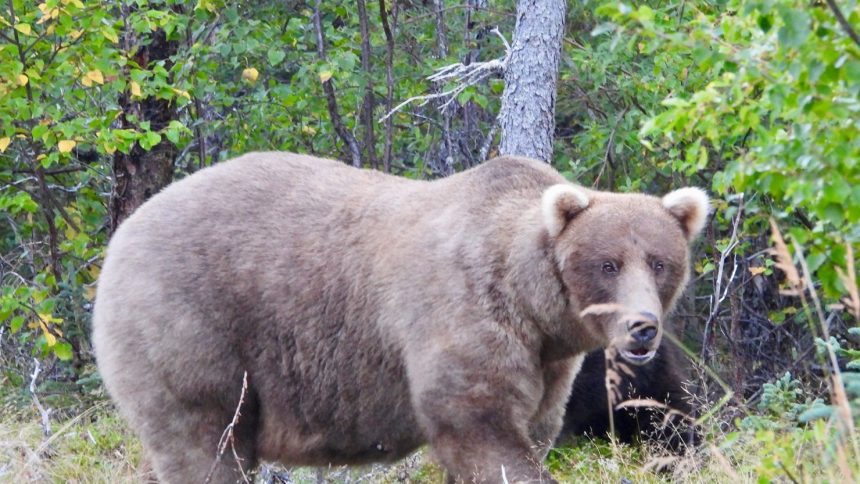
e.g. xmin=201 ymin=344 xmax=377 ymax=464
xmin=824 ymin=0 xmax=860 ymax=50
xmin=204 ymin=371 xmax=251 ymax=484
xmin=30 ymin=358 xmax=52 ymax=436
xmin=379 ymin=28 xmax=510 ymax=123
xmin=378 ymin=0 xmax=396 ymax=172
xmin=313 ymin=0 xmax=362 ymax=168
xmin=701 ymin=196 xmax=743 ymax=359
xmin=478 ymin=120 xmax=498 ymax=162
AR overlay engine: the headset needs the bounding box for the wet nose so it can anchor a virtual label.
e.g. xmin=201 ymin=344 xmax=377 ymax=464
xmin=632 ymin=326 xmax=658 ymax=345
xmin=627 ymin=312 xmax=659 ymax=344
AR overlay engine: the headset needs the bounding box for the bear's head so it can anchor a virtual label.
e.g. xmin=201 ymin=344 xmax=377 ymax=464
xmin=541 ymin=184 xmax=709 ymax=365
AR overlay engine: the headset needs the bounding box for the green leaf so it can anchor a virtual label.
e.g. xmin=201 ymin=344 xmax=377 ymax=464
xmin=54 ymin=341 xmax=74 ymax=361
xmin=10 ymin=315 xmax=25 ymax=333
xmin=777 ymin=8 xmax=810 ymax=48
xmin=140 ymin=131 xmax=162 ymax=150
xmin=267 ymin=48 xmax=286 ymax=66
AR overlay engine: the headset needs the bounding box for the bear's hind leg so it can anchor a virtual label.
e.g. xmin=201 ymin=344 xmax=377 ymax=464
xmin=141 ymin=406 xmax=258 ymax=483
xmin=128 ymin=386 xmax=260 ymax=484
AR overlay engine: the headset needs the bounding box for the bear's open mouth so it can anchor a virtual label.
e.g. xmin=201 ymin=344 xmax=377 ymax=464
xmin=619 ymin=348 xmax=656 ymax=365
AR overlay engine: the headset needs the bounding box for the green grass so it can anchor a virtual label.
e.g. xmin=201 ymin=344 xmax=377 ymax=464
xmin=2 ymin=402 xmax=859 ymax=483
xmin=0 ymin=403 xmax=144 ymax=483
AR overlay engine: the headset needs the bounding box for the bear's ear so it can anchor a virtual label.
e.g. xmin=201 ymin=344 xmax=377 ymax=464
xmin=541 ymin=184 xmax=590 ymax=238
xmin=662 ymin=187 xmax=710 ymax=240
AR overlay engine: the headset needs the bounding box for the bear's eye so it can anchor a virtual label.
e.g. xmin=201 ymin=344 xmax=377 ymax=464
xmin=601 ymin=261 xmax=619 ymax=275
xmin=652 ymin=260 xmax=665 ymax=273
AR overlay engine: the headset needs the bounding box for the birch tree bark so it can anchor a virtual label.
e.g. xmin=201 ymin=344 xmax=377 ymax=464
xmin=497 ymin=0 xmax=566 ymax=163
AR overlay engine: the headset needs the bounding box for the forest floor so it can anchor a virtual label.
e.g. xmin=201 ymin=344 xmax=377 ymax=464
xmin=2 ymin=395 xmax=859 ymax=484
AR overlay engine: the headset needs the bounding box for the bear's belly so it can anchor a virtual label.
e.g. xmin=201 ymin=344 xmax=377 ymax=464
xmin=256 ymin=397 xmax=424 ymax=466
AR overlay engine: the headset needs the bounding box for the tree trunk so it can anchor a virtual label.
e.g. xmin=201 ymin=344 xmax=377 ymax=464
xmin=110 ymin=27 xmax=178 ymax=231
xmin=497 ymin=0 xmax=566 ymax=162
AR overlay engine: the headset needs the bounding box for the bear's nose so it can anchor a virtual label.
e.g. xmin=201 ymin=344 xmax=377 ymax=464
xmin=627 ymin=312 xmax=659 ymax=344
xmin=631 ymin=326 xmax=658 ymax=345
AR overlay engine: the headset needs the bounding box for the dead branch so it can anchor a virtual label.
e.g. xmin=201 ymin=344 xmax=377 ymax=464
xmin=29 ymin=358 xmax=52 ymax=436
xmin=701 ymin=196 xmax=743 ymax=360
xmin=378 ymin=0 xmax=396 ymax=172
xmin=824 ymin=0 xmax=860 ymax=50
xmin=379 ymin=28 xmax=510 ymax=123
xmin=204 ymin=371 xmax=250 ymax=484
xmin=768 ymin=218 xmax=803 ymax=296
xmin=312 ymin=0 xmax=362 ymax=168
xmin=478 ymin=120 xmax=498 ymax=161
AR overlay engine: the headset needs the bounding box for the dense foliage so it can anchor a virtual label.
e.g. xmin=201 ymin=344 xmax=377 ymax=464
xmin=1 ymin=0 xmax=859 ymax=479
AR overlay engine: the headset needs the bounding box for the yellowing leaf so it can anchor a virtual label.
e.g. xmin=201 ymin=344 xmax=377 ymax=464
xmin=195 ymin=0 xmax=217 ymax=12
xmin=102 ymin=27 xmax=118 ymax=44
xmin=58 ymin=139 xmax=76 ymax=153
xmin=0 ymin=137 xmax=10 ymax=152
xmin=242 ymin=67 xmax=259 ymax=83
xmin=17 ymin=74 xmax=28 ymax=86
xmin=171 ymin=87 xmax=190 ymax=99
xmin=749 ymin=266 xmax=767 ymax=276
xmin=40 ymin=312 xmax=63 ymax=324
xmin=319 ymin=70 xmax=333 ymax=83
xmin=301 ymin=125 xmax=317 ymax=135
xmin=84 ymin=285 xmax=97 ymax=301
xmin=36 ymin=4 xmax=59 ymax=24
xmin=14 ymin=23 xmax=31 ymax=35
xmin=70 ymin=29 xmax=83 ymax=40
xmin=40 ymin=321 xmax=57 ymax=346
xmin=86 ymin=69 xmax=104 ymax=85
xmin=130 ymin=80 xmax=142 ymax=97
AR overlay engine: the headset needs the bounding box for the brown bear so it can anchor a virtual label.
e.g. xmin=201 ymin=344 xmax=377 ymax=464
xmin=561 ymin=342 xmax=698 ymax=452
xmin=92 ymin=152 xmax=708 ymax=483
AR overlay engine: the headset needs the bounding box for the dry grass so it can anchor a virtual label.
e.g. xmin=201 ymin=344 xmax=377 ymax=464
xmin=3 ymin=400 xmax=859 ymax=483
xmin=0 ymin=404 xmax=144 ymax=483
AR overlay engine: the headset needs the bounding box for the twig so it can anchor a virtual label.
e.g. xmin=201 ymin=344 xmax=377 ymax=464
xmin=701 ymin=195 xmax=743 ymax=360
xmin=824 ymin=0 xmax=860 ymax=50
xmin=379 ymin=28 xmax=510 ymax=122
xmin=312 ymin=0 xmax=362 ymax=167
xmin=29 ymin=358 xmax=52 ymax=436
xmin=204 ymin=372 xmax=251 ymax=484
xmin=378 ymin=0 xmax=396 ymax=172
xmin=478 ymin=120 xmax=498 ymax=161
xmin=776 ymin=460 xmax=801 ymax=484
xmin=433 ymin=0 xmax=448 ymax=58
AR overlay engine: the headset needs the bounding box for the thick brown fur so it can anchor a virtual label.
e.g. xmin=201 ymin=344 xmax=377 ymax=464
xmin=93 ymin=153 xmax=706 ymax=483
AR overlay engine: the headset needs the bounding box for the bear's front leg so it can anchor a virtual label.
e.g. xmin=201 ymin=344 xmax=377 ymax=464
xmin=408 ymin=341 xmax=556 ymax=483
xmin=528 ymin=355 xmax=584 ymax=459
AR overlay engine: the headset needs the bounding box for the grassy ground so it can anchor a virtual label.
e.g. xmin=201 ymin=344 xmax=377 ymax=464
xmin=2 ymin=400 xmax=859 ymax=483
